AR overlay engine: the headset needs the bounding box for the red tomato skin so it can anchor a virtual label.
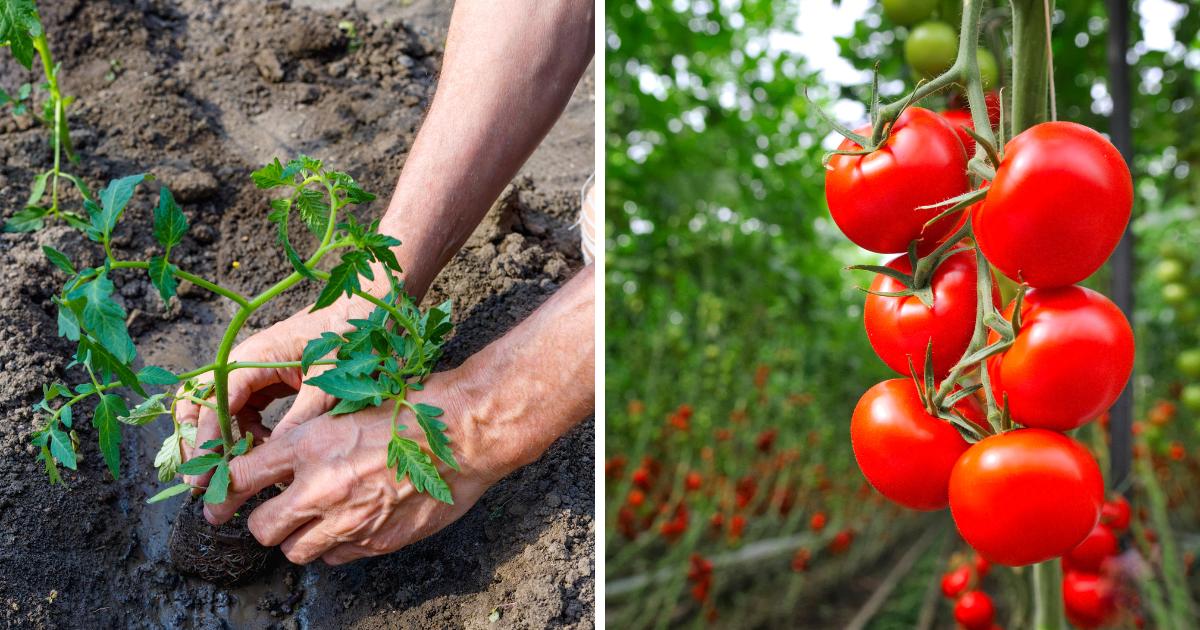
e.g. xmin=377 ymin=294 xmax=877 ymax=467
xmin=825 ymin=107 xmax=969 ymax=253
xmin=865 ymin=250 xmax=1000 ymax=379
xmin=941 ymin=109 xmax=976 ymax=153
xmin=954 ymin=591 xmax=996 ymax=630
xmin=1063 ymin=523 xmax=1120 ymax=573
xmin=987 ymin=286 xmax=1134 ymax=431
xmin=1063 ymin=570 xmax=1118 ymax=629
xmin=1101 ymin=496 xmax=1131 ymax=531
xmin=940 ymin=565 xmax=971 ymax=599
xmin=949 ymin=429 xmax=1104 ymax=566
xmin=973 ymin=122 xmax=1132 ymax=288
xmin=851 ymin=379 xmax=980 ymax=510
xmin=974 ymin=553 xmax=991 ymax=577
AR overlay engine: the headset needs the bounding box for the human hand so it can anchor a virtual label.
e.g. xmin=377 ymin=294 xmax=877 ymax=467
xmin=202 ymin=369 xmax=508 ymax=565
xmin=176 ymin=299 xmax=374 ymax=487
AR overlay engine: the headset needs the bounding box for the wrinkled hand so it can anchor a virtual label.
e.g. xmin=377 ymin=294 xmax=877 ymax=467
xmin=177 ymin=303 xmax=368 ymax=487
xmin=202 ymin=370 xmax=504 ymax=565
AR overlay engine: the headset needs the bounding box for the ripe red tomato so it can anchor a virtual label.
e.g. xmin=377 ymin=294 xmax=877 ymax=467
xmin=1063 ymin=523 xmax=1119 ymax=573
xmin=974 ymin=553 xmax=991 ymax=577
xmin=941 ymin=109 xmax=976 ymax=153
xmin=949 ymin=429 xmax=1104 ymax=566
xmin=810 ymin=512 xmax=827 ymax=532
xmin=973 ymin=122 xmax=1132 ymax=288
xmin=940 ymin=565 xmax=971 ymax=599
xmin=1100 ymin=496 xmax=1131 ymax=531
xmin=954 ymin=591 xmax=995 ymax=630
xmin=987 ymin=286 xmax=1134 ymax=431
xmin=1063 ymin=570 xmax=1118 ymax=629
xmin=865 ymin=249 xmax=1000 ymax=379
xmin=851 ymin=379 xmax=985 ymax=510
xmin=825 ymin=107 xmax=968 ymax=253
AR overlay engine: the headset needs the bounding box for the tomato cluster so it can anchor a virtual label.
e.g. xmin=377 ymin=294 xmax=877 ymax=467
xmin=940 ymin=552 xmax=999 ymax=630
xmin=1060 ymin=496 xmax=1139 ymax=629
xmin=825 ymin=78 xmax=1133 ymax=567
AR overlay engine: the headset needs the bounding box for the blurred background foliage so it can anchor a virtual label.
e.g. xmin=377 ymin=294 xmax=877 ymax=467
xmin=606 ymin=0 xmax=1200 ymax=628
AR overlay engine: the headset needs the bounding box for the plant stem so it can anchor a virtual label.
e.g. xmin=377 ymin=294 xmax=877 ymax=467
xmin=110 ymin=261 xmax=251 ymax=307
xmin=1009 ymin=0 xmax=1052 ymax=131
xmin=32 ymin=32 xmax=64 ymax=217
xmin=1031 ymin=561 xmax=1065 ymax=630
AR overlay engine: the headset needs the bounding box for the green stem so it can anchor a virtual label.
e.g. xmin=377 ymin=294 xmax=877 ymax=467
xmin=110 ymin=261 xmax=251 ymax=307
xmin=1031 ymin=561 xmax=1065 ymax=630
xmin=1009 ymin=0 xmax=1052 ymax=131
xmin=32 ymin=32 xmax=64 ymax=217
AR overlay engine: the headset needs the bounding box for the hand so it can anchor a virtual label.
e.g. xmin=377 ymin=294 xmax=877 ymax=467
xmin=202 ymin=369 xmax=508 ymax=565
xmin=176 ymin=300 xmax=372 ymax=487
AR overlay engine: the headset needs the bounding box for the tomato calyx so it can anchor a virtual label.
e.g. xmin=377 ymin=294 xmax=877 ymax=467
xmin=904 ymin=342 xmax=990 ymax=442
xmin=848 ymin=223 xmax=973 ymax=308
xmin=810 ymin=66 xmax=929 ymax=165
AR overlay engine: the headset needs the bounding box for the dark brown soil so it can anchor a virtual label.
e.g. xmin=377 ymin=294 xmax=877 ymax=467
xmin=0 ymin=1 xmax=594 ymax=627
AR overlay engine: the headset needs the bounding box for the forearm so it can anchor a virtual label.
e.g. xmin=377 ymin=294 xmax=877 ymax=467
xmin=373 ymin=0 xmax=594 ymax=302
xmin=455 ymin=265 xmax=595 ymax=476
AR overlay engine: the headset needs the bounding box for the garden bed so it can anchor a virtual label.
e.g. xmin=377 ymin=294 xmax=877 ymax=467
xmin=0 ymin=0 xmax=594 ymax=627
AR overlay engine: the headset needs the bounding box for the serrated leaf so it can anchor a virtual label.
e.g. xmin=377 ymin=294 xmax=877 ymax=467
xmin=91 ymin=174 xmax=151 ymax=239
xmin=412 ymin=403 xmax=458 ymax=471
xmin=301 ymin=332 xmax=344 ymax=372
xmin=176 ymin=452 xmax=222 ymax=475
xmin=306 ymin=369 xmax=389 ymax=403
xmin=147 ymin=483 xmax=191 ymax=504
xmin=60 ymin=404 xmax=72 ymax=428
xmin=0 ymin=0 xmax=40 ymax=69
xmin=388 ymin=436 xmax=452 ymax=504
xmin=41 ymin=245 xmax=75 ymax=274
xmin=148 ymin=255 xmax=178 ymax=302
xmin=337 ymin=352 xmax=382 ymax=376
xmin=38 ymin=445 xmax=61 ymax=484
xmin=251 ymin=158 xmax=299 ymax=189
xmin=137 ymin=365 xmax=178 ymax=385
xmin=119 ymin=393 xmax=169 ymax=426
xmin=25 ymin=171 xmax=49 ymax=207
xmin=294 ymin=188 xmax=330 ymax=235
xmin=203 ymin=461 xmax=230 ymax=504
xmin=230 ymin=435 xmax=252 ymax=456
xmin=198 ymin=438 xmax=224 ymax=450
xmin=3 ymin=205 xmax=48 ymax=232
xmin=153 ymin=187 xmax=189 ymax=251
xmin=268 ymin=197 xmax=317 ymax=280
xmin=93 ymin=394 xmax=127 ymax=479
xmin=70 ymin=272 xmax=136 ymax=363
xmin=77 ymin=337 xmax=144 ymax=395
xmin=55 ymin=297 xmax=81 ymax=340
xmin=48 ymin=428 xmax=76 ymax=470
xmin=312 ymin=256 xmax=364 ymax=311
xmin=154 ymin=430 xmax=184 ymax=482
xmin=329 ymin=397 xmax=371 ymax=415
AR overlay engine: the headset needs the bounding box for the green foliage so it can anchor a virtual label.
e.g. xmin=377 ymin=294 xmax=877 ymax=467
xmin=31 ymin=157 xmax=458 ymax=506
xmin=0 ymin=0 xmax=40 ymax=69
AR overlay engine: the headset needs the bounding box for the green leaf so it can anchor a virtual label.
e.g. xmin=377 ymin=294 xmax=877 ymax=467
xmin=41 ymin=246 xmax=75 ymax=274
xmin=328 ymin=397 xmax=371 ymax=415
xmin=148 ymin=255 xmax=178 ymax=302
xmin=70 ymin=272 xmax=136 ymax=363
xmin=176 ymin=452 xmax=222 ymax=475
xmin=312 ymin=253 xmax=367 ymax=311
xmin=0 ymin=0 xmax=40 ymax=69
xmin=60 ymin=172 xmax=93 ymax=202
xmin=412 ymin=403 xmax=458 ymax=471
xmin=294 ymin=188 xmax=330 ymax=235
xmin=59 ymin=404 xmax=73 ymax=428
xmin=152 ymin=187 xmax=189 ymax=251
xmin=154 ymin=430 xmax=184 ymax=482
xmin=137 ymin=365 xmax=178 ymax=385
xmin=387 ymin=436 xmax=452 ymax=504
xmin=203 ymin=461 xmax=230 ymax=504
xmin=305 ymin=369 xmax=389 ymax=403
xmin=93 ymin=394 xmax=128 ymax=479
xmin=230 ymin=435 xmax=252 ymax=456
xmin=268 ymin=197 xmax=317 ymax=280
xmin=3 ymin=206 xmax=48 ymax=232
xmin=337 ymin=352 xmax=381 ymax=376
xmin=329 ymin=171 xmax=376 ymax=204
xmin=91 ymin=173 xmax=150 ymax=239
xmin=301 ymin=332 xmax=344 ymax=372
xmin=56 ymin=297 xmax=81 ymax=340
xmin=251 ymin=158 xmax=301 ymax=189
xmin=38 ymin=445 xmax=61 ymax=485
xmin=48 ymin=428 xmax=76 ymax=470
xmin=147 ymin=483 xmax=191 ymax=504
xmin=76 ymin=336 xmax=144 ymax=395
xmin=119 ymin=393 xmax=169 ymax=426
xmin=25 ymin=171 xmax=49 ymax=207
xmin=198 ymin=438 xmax=224 ymax=450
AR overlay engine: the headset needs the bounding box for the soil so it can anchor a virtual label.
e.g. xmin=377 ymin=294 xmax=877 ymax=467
xmin=0 ymin=1 xmax=594 ymax=628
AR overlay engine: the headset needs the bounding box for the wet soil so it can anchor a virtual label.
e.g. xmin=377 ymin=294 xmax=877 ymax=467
xmin=0 ymin=1 xmax=594 ymax=627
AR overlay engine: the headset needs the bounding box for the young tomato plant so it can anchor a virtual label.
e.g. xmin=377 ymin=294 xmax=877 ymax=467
xmin=31 ymin=156 xmax=459 ymax=507
xmin=1 ymin=0 xmax=91 ymax=232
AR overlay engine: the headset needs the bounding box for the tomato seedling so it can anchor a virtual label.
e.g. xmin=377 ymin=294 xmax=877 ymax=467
xmin=1 ymin=0 xmax=90 ymax=232
xmin=31 ymin=156 xmax=459 ymax=506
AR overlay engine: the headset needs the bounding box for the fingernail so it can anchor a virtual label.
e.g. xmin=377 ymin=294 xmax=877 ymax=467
xmin=204 ymin=506 xmax=218 ymax=525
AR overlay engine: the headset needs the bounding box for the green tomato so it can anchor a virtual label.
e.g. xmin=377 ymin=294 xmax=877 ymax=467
xmin=1154 ymin=258 xmax=1187 ymax=284
xmin=905 ymin=21 xmax=958 ymax=78
xmin=977 ymin=48 xmax=998 ymax=89
xmin=882 ymin=0 xmax=937 ymax=26
xmin=1163 ymin=282 xmax=1189 ymax=305
xmin=1179 ymin=349 xmax=1200 ymax=379
xmin=1182 ymin=384 xmax=1200 ymax=412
